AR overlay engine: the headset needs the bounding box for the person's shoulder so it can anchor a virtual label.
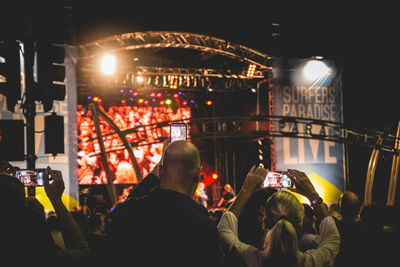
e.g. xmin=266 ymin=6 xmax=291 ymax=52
xmin=112 ymin=194 xmax=151 ymax=217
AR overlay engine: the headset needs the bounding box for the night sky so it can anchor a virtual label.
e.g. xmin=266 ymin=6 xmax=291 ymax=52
xmin=70 ymin=1 xmax=398 ymax=131
xmin=2 ymin=1 xmax=397 ymax=129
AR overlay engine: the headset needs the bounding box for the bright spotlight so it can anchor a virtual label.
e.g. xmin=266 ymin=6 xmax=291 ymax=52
xmin=136 ymin=76 xmax=144 ymax=83
xmin=303 ymin=60 xmax=330 ymax=81
xmin=101 ymin=54 xmax=116 ymax=75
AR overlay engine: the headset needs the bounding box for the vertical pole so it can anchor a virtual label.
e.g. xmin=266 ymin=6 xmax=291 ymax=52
xmin=364 ymin=139 xmax=382 ymax=206
xmin=364 ymin=122 xmax=394 ymax=206
xmin=23 ymin=40 xmax=36 ymax=170
xmin=387 ymin=121 xmax=400 ymax=206
xmin=91 ymin=104 xmax=117 ymax=206
xmin=23 ymin=40 xmax=37 ymax=197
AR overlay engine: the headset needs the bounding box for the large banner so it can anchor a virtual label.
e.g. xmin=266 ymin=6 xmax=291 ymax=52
xmin=272 ymin=58 xmax=345 ymax=203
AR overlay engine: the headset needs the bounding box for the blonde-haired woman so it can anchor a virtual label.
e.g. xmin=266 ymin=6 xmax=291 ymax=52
xmin=217 ymin=167 xmax=340 ymax=267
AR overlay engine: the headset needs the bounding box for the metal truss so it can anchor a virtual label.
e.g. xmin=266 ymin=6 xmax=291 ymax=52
xmin=130 ymin=66 xmax=264 ymax=79
xmin=77 ymin=66 xmax=264 ymax=91
xmin=78 ymin=31 xmax=271 ymax=68
xmin=88 ymin=103 xmax=400 ymax=206
xmin=90 ymin=114 xmax=400 ymax=155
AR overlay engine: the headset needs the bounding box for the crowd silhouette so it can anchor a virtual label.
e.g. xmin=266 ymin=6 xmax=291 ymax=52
xmin=1 ymin=139 xmax=400 ymax=267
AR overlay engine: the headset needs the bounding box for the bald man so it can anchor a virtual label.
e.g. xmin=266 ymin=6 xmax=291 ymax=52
xmin=109 ymin=141 xmax=221 ymax=267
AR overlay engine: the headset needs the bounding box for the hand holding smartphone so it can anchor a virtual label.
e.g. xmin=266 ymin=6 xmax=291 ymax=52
xmin=15 ymin=168 xmax=47 ymax=187
xmin=261 ymin=171 xmax=293 ymax=188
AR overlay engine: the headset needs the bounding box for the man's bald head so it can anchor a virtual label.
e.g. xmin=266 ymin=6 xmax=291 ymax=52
xmin=339 ymin=191 xmax=361 ymax=221
xmin=160 ymin=140 xmax=201 ymax=196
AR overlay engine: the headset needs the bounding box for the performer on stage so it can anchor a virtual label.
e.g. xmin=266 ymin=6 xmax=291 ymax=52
xmin=194 ymin=182 xmax=208 ymax=208
xmin=217 ymin=183 xmax=237 ymax=208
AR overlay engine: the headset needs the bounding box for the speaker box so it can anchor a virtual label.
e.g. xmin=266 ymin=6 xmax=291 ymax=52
xmin=0 ymin=120 xmax=24 ymax=161
xmin=45 ymin=114 xmax=64 ymax=155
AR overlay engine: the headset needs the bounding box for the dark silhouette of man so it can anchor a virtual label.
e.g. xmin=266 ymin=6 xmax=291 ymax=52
xmin=335 ymin=191 xmax=362 ymax=267
xmin=108 ymin=140 xmax=221 ymax=267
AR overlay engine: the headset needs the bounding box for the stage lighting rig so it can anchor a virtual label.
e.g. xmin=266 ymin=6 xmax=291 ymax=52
xmin=246 ymin=64 xmax=256 ymax=78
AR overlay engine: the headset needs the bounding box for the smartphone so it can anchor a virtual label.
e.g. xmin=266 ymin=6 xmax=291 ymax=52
xmin=170 ymin=123 xmax=187 ymax=143
xmin=15 ymin=168 xmax=46 ymax=186
xmin=35 ymin=168 xmax=47 ymax=186
xmin=262 ymin=171 xmax=292 ymax=188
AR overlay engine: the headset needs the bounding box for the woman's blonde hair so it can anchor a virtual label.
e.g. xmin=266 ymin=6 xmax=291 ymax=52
xmin=262 ymin=191 xmax=304 ymax=267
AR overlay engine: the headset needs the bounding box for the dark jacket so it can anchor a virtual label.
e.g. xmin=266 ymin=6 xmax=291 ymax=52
xmin=108 ymin=188 xmax=221 ymax=267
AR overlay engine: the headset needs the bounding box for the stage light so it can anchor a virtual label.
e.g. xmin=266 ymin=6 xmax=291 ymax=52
xmin=150 ymin=92 xmax=156 ymax=97
xmin=133 ymin=91 xmax=138 ymax=96
xmin=93 ymin=97 xmax=99 ymax=102
xmin=169 ymin=75 xmax=178 ymax=89
xmin=178 ymin=91 xmax=183 ymax=95
xmin=156 ymin=92 xmax=162 ymax=97
xmin=144 ymin=100 xmax=149 ymax=105
xmin=182 ymin=101 xmax=188 ymax=106
xmin=87 ymin=96 xmax=92 ymax=99
xmin=165 ymin=99 xmax=172 ymax=105
xmin=121 ymin=99 xmax=126 ymax=104
xmin=190 ymin=99 xmax=195 ymax=104
xmin=160 ymin=100 xmax=165 ymax=105
xmin=130 ymin=97 xmax=134 ymax=101
xmin=101 ymin=54 xmax=116 ymax=75
xmin=211 ymin=173 xmax=219 ymax=180
xmin=138 ymin=98 xmax=144 ymax=104
xmin=303 ymin=60 xmax=330 ymax=81
xmin=97 ymin=98 xmax=102 ymax=103
xmin=247 ymin=64 xmax=256 ymax=77
xmin=151 ymin=98 xmax=156 ymax=102
xmin=129 ymin=89 xmax=133 ymax=93
xmin=251 ymin=88 xmax=257 ymax=93
xmin=136 ymin=75 xmax=144 ymax=83
xmin=120 ymin=89 xmax=124 ymax=93
xmin=205 ymin=100 xmax=213 ymax=106
xmin=173 ymin=93 xmax=179 ymax=98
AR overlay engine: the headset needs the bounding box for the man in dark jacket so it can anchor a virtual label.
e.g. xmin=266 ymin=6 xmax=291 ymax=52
xmin=108 ymin=140 xmax=221 ymax=267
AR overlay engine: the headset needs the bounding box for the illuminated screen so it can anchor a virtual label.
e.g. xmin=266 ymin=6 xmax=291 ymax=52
xmin=77 ymin=105 xmax=191 ymax=184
